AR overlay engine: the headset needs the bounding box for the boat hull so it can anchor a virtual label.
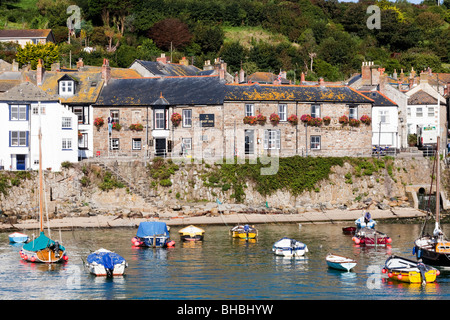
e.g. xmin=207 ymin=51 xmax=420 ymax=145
xmin=386 ymin=269 xmax=437 ymax=284
xmin=86 ymin=249 xmax=127 ymax=276
xmin=414 ymin=238 xmax=450 ymax=268
xmin=132 ymin=236 xmax=169 ymax=248
xmin=180 ymin=234 xmax=204 ymax=242
xmin=9 ymin=232 xmax=29 ymax=243
xmin=384 ymin=255 xmax=438 ymax=283
xmin=230 ymin=225 xmax=258 ymax=239
xmin=272 ymin=238 xmax=308 ymax=257
xmin=352 ymin=228 xmax=391 ymax=246
xmin=326 ymin=254 xmax=357 ymax=271
xmin=87 ymin=263 xmax=127 ymax=276
xmin=20 ymin=248 xmax=66 ymax=263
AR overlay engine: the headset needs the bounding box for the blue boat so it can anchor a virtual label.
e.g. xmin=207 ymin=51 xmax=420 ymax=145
xmin=86 ymin=248 xmax=127 ymax=277
xmin=9 ymin=232 xmax=29 ymax=243
xmin=132 ymin=221 xmax=171 ymax=248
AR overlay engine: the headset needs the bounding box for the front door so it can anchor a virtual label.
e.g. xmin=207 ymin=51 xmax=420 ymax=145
xmin=16 ymin=155 xmax=26 ymax=170
xmin=155 ymin=138 xmax=166 ymax=157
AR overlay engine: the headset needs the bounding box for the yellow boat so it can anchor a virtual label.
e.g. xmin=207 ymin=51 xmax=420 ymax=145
xmin=383 ymin=255 xmax=439 ymax=284
xmin=179 ymin=225 xmax=205 ymax=241
xmin=230 ymin=225 xmax=258 ymax=240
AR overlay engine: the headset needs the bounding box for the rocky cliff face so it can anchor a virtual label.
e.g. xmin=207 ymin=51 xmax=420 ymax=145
xmin=0 ymin=157 xmax=441 ymax=222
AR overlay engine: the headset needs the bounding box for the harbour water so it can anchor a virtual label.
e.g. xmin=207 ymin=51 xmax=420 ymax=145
xmin=1 ymin=222 xmax=450 ymax=300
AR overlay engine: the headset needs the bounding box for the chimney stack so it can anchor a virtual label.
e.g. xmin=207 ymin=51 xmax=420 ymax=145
xmin=420 ymin=71 xmax=428 ymax=84
xmin=300 ymin=72 xmax=305 ymax=84
xmin=12 ymin=59 xmax=18 ymax=72
xmin=76 ymin=57 xmax=84 ymax=69
xmin=36 ymin=59 xmax=44 ymax=85
xmin=157 ymin=53 xmax=168 ymax=64
xmin=319 ymin=77 xmax=325 ymax=86
xmin=239 ymin=68 xmax=245 ymax=83
xmin=179 ymin=56 xmax=188 ymax=66
xmin=102 ymin=58 xmax=111 ymax=85
xmin=361 ymin=61 xmax=372 ymax=85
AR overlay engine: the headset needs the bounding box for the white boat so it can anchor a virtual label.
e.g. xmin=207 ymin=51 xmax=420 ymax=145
xmin=86 ymin=248 xmax=128 ymax=277
xmin=326 ymin=253 xmax=357 ymax=272
xmin=272 ymin=237 xmax=308 ymax=257
xmin=9 ymin=232 xmax=29 ymax=243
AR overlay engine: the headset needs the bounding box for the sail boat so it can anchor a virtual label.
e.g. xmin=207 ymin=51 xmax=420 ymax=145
xmin=414 ymin=136 xmax=450 ymax=268
xmin=19 ymin=119 xmax=68 ymax=263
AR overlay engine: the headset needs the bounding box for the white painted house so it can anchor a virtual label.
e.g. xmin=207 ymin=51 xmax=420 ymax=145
xmin=0 ymin=82 xmax=78 ymax=171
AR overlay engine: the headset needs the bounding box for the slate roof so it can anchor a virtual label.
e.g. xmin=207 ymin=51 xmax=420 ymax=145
xmin=131 ymin=60 xmax=203 ymax=77
xmin=0 ymin=29 xmax=54 ymax=41
xmin=96 ymin=76 xmax=226 ymax=106
xmin=408 ymin=90 xmax=445 ymax=105
xmin=0 ymin=81 xmax=58 ymax=102
xmin=225 ymin=83 xmax=374 ymax=103
xmin=359 ymin=91 xmax=397 ymax=106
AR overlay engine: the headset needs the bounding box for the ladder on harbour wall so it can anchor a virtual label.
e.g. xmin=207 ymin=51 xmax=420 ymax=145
xmin=94 ymin=159 xmax=157 ymax=205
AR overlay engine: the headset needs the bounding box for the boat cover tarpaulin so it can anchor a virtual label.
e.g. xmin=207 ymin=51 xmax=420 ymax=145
xmin=136 ymin=222 xmax=169 ymax=238
xmin=22 ymin=231 xmax=66 ymax=252
xmin=86 ymin=250 xmax=126 ymax=268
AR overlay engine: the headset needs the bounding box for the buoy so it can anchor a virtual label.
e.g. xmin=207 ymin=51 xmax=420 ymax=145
xmin=167 ymin=240 xmax=175 ymax=247
xmin=436 ymin=270 xmax=440 ymax=276
xmin=30 ymin=256 xmax=36 ymax=262
xmin=388 ymin=272 xmax=393 ymax=278
xmin=397 ymin=274 xmax=403 ymax=280
xmin=386 ymin=237 xmax=392 ymax=243
xmin=382 ymin=268 xmax=387 ymax=274
xmin=354 ymin=238 xmax=360 ymax=244
xmin=23 ymin=255 xmax=28 ymax=261
xmin=131 ymin=237 xmax=138 ymax=244
xmin=63 ymin=255 xmax=69 ymax=261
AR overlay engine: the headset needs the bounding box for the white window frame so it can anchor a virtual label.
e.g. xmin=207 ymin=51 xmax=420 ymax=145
xmin=78 ymin=132 xmax=88 ymax=150
xmin=183 ymin=109 xmax=192 ymax=127
xmin=311 ymin=135 xmax=321 ymax=150
xmin=349 ymin=105 xmax=358 ymax=120
xmin=62 ymin=138 xmax=72 ymax=150
xmin=264 ymin=129 xmax=280 ymax=150
xmin=60 ymin=80 xmax=74 ymax=95
xmin=155 ymin=109 xmax=165 ymax=129
xmin=10 ymin=104 xmax=27 ymax=121
xmin=182 ymin=138 xmax=192 ymax=150
xmin=62 ymin=117 xmax=72 ymax=129
xmin=379 ymin=110 xmax=389 ymax=124
xmin=311 ymin=104 xmax=320 ymax=118
xmin=132 ymin=138 xmax=142 ymax=150
xmin=278 ymin=104 xmax=287 ymax=121
xmin=110 ymin=110 xmax=120 ymax=124
xmin=245 ymin=104 xmax=254 ymax=117
xmin=110 ymin=138 xmax=119 ymax=150
xmin=416 ymin=107 xmax=423 ymax=117
xmin=10 ymin=131 xmax=27 ymax=147
xmin=428 ymin=106 xmax=434 ymax=117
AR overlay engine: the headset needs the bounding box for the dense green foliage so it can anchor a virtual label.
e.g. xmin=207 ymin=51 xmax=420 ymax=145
xmin=2 ymin=0 xmax=450 ymax=80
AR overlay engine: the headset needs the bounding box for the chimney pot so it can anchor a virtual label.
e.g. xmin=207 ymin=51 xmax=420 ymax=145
xmin=36 ymin=59 xmax=44 ymax=85
xmin=102 ymin=58 xmax=111 ymax=85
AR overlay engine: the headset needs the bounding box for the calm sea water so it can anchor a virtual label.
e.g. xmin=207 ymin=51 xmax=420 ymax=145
xmin=1 ymin=221 xmax=450 ymax=300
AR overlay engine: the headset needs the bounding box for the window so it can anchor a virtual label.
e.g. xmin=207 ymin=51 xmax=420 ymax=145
xmin=349 ymin=106 xmax=358 ymax=120
xmin=245 ymin=104 xmax=254 ymax=117
xmin=10 ymin=131 xmax=28 ymax=147
xmin=311 ymin=136 xmax=321 ymax=150
xmin=132 ymin=110 xmax=141 ymax=123
xmin=62 ymin=117 xmax=72 ymax=129
xmin=278 ymin=104 xmax=287 ymax=121
xmin=110 ymin=110 xmax=120 ymax=124
xmin=416 ymin=107 xmax=423 ymax=117
xmin=311 ymin=104 xmax=320 ymax=118
xmin=110 ymin=138 xmax=119 ymax=150
xmin=182 ymin=138 xmax=192 ymax=150
xmin=428 ymin=107 xmax=434 ymax=117
xmin=60 ymin=80 xmax=74 ymax=95
xmin=62 ymin=138 xmax=72 ymax=150
xmin=72 ymin=107 xmax=88 ymax=124
xmin=183 ymin=109 xmax=192 ymax=127
xmin=10 ymin=105 xmax=28 ymax=121
xmin=379 ymin=110 xmax=389 ymax=124
xmin=155 ymin=109 xmax=165 ymax=129
xmin=78 ymin=132 xmax=88 ymax=150
xmin=264 ymin=129 xmax=280 ymax=150
xmin=132 ymin=138 xmax=142 ymax=150
xmin=407 ymin=107 xmax=411 ymax=117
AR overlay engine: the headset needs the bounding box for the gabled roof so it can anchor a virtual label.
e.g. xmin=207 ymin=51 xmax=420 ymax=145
xmin=131 ymin=60 xmax=203 ymax=77
xmin=96 ymin=76 xmax=226 ymax=106
xmin=225 ymin=83 xmax=374 ymax=103
xmin=359 ymin=91 xmax=397 ymax=107
xmin=0 ymin=81 xmax=58 ymax=101
xmin=408 ymin=90 xmax=445 ymax=105
xmin=0 ymin=29 xmax=54 ymax=41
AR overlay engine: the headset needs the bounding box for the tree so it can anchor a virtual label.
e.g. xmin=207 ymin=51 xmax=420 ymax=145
xmin=148 ymin=18 xmax=192 ymax=51
xmin=16 ymin=42 xmax=60 ymax=69
xmin=219 ymin=41 xmax=247 ymax=73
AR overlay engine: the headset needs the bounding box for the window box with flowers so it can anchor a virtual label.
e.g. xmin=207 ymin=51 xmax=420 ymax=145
xmin=349 ymin=118 xmax=361 ymax=127
xmin=94 ymin=117 xmax=104 ymax=129
xmin=78 ymin=131 xmax=83 ymax=139
xmin=269 ymin=113 xmax=280 ymax=125
xmin=323 ymin=116 xmax=331 ymax=125
xmin=129 ymin=123 xmax=144 ymax=131
xmin=300 ymin=114 xmax=312 ymax=124
xmin=308 ymin=117 xmax=323 ymax=127
xmin=338 ymin=115 xmax=349 ymax=125
xmin=287 ymin=114 xmax=298 ymax=125
xmin=360 ymin=115 xmax=371 ymax=125
xmin=171 ymin=113 xmax=182 ymax=127
xmin=256 ymin=114 xmax=267 ymax=125
xmin=112 ymin=122 xmax=122 ymax=131
xmin=243 ymin=115 xmax=257 ymax=125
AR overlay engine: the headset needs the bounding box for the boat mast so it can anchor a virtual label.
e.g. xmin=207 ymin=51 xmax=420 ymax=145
xmin=434 ymin=136 xmax=441 ymax=236
xmin=38 ymin=109 xmax=43 ymax=233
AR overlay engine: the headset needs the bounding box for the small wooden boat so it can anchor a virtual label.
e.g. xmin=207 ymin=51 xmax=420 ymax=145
xmin=326 ymin=253 xmax=357 ymax=272
xmin=352 ymin=227 xmax=392 ymax=246
xmin=230 ymin=224 xmax=258 ymax=240
xmin=132 ymin=221 xmax=172 ymax=248
xmin=272 ymin=237 xmax=308 ymax=257
xmin=383 ymin=255 xmax=439 ymax=284
xmin=86 ymin=248 xmax=128 ymax=277
xmin=9 ymin=232 xmax=29 ymax=243
xmin=342 ymin=227 xmax=356 ymax=235
xmin=179 ymin=225 xmax=205 ymax=241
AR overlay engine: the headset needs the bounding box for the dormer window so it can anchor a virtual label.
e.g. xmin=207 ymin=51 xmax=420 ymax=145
xmin=60 ymin=80 xmax=74 ymax=95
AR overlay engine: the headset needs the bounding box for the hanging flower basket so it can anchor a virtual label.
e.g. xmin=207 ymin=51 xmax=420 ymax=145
xmin=287 ymin=114 xmax=298 ymax=125
xmin=308 ymin=117 xmax=323 ymax=127
xmin=349 ymin=118 xmax=361 ymax=127
xmin=243 ymin=116 xmax=257 ymax=125
xmin=112 ymin=122 xmax=122 ymax=131
xmin=256 ymin=114 xmax=267 ymax=125
xmin=269 ymin=113 xmax=280 ymax=125
xmin=129 ymin=123 xmax=144 ymax=131
xmin=360 ymin=115 xmax=371 ymax=125
xmin=78 ymin=131 xmax=83 ymax=139
xmin=300 ymin=114 xmax=312 ymax=124
xmin=94 ymin=117 xmax=104 ymax=128
xmin=339 ymin=115 xmax=349 ymax=125
xmin=323 ymin=116 xmax=331 ymax=125
xmin=171 ymin=113 xmax=182 ymax=126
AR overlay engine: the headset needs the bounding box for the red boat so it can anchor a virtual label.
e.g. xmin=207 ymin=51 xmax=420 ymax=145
xmin=352 ymin=227 xmax=392 ymax=246
xmin=342 ymin=226 xmax=356 ymax=235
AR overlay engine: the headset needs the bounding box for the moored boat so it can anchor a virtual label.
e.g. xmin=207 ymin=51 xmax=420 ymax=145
xmin=383 ymin=255 xmax=439 ymax=284
xmin=132 ymin=221 xmax=172 ymax=248
xmin=179 ymin=225 xmax=205 ymax=241
xmin=9 ymin=232 xmax=29 ymax=243
xmin=272 ymin=237 xmax=308 ymax=257
xmin=86 ymin=248 xmax=128 ymax=277
xmin=342 ymin=227 xmax=356 ymax=235
xmin=230 ymin=224 xmax=258 ymax=240
xmin=326 ymin=253 xmax=357 ymax=272
xmin=352 ymin=227 xmax=392 ymax=246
